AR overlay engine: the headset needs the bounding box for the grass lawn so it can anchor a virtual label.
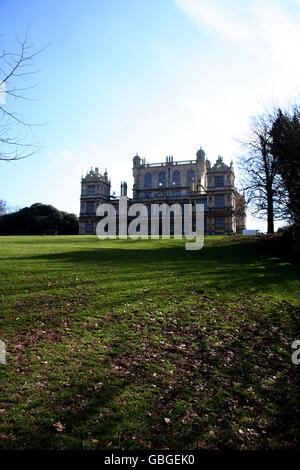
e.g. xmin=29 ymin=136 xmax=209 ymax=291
xmin=0 ymin=235 xmax=299 ymax=450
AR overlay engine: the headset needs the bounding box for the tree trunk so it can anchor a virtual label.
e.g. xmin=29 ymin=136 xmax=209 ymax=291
xmin=267 ymin=186 xmax=274 ymax=234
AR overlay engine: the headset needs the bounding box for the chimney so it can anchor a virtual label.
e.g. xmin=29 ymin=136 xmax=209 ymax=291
xmin=121 ymin=181 xmax=128 ymax=196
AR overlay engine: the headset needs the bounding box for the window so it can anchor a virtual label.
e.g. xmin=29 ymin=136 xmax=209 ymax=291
xmin=172 ymin=170 xmax=180 ymax=185
xmin=158 ymin=171 xmax=166 ymax=187
xmin=215 ymin=217 xmax=225 ymax=228
xmin=196 ymin=199 xmax=207 ymax=211
xmin=215 ymin=194 xmax=225 ymax=208
xmin=87 ymin=185 xmax=95 ymax=195
xmin=144 ymin=173 xmax=152 ymax=187
xmin=144 ymin=192 xmax=153 ymax=199
xmin=86 ymin=202 xmax=95 ymax=213
xmin=85 ymin=221 xmax=93 ymax=232
xmin=173 ymin=190 xmax=180 ymax=198
xmin=215 ymin=176 xmax=224 ymax=187
xmin=187 ymin=169 xmax=195 ymax=184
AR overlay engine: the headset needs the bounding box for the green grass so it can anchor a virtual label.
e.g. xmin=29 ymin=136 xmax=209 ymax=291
xmin=0 ymin=235 xmax=299 ymax=450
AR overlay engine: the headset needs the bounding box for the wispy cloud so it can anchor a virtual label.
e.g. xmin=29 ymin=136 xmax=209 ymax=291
xmin=175 ymin=0 xmax=300 ymax=97
xmin=174 ymin=0 xmax=300 ymax=46
xmin=175 ymin=0 xmax=251 ymax=39
xmin=174 ymin=0 xmax=300 ymax=151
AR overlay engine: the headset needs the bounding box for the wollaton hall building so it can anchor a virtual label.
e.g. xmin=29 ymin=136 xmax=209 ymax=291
xmin=79 ymin=147 xmax=245 ymax=235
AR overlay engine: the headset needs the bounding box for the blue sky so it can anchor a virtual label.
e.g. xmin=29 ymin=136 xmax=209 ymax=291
xmin=1 ymin=0 xmax=300 ymax=230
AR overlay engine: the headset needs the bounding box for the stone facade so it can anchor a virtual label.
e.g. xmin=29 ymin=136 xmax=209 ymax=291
xmin=79 ymin=148 xmax=246 ymax=235
xmin=79 ymin=167 xmax=110 ymax=235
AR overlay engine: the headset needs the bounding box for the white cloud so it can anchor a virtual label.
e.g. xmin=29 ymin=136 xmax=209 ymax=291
xmin=60 ymin=150 xmax=72 ymax=156
xmin=175 ymin=0 xmax=251 ymax=39
xmin=175 ymin=0 xmax=300 ymax=101
xmin=175 ymin=0 xmax=300 ymax=47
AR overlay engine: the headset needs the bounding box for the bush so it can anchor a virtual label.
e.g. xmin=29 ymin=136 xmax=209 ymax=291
xmin=257 ymin=226 xmax=300 ymax=265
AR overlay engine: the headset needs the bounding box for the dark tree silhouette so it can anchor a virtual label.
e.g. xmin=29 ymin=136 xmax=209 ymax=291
xmin=270 ymin=108 xmax=300 ymax=226
xmin=0 ymin=203 xmax=78 ymax=235
xmin=238 ymin=113 xmax=285 ymax=234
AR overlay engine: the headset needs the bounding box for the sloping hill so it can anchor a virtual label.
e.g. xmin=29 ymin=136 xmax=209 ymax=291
xmin=0 ymin=235 xmax=299 ymax=449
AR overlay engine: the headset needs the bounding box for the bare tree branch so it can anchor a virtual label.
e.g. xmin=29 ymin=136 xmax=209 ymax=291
xmin=237 ymin=111 xmax=288 ymax=232
xmin=0 ymin=29 xmax=49 ymax=161
xmin=0 ymin=199 xmax=9 ymax=215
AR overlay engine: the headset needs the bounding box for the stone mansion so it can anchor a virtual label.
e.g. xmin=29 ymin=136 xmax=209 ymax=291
xmin=79 ymin=148 xmax=245 ymax=235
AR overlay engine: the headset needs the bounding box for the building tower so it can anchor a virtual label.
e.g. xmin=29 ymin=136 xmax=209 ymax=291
xmin=132 ymin=154 xmax=141 ymax=199
xmin=79 ymin=167 xmax=111 ymax=235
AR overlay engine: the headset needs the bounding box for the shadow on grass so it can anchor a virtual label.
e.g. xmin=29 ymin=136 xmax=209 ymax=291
xmin=1 ymin=238 xmax=300 ymax=449
xmin=6 ymin=376 xmax=127 ymax=451
xmin=14 ymin=320 xmax=300 ymax=450
xmin=7 ymin=238 xmax=300 ymax=295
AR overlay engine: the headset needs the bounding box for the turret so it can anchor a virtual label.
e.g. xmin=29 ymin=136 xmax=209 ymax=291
xmin=196 ymin=147 xmax=206 ymax=190
xmin=132 ymin=154 xmax=141 ymax=199
xmin=196 ymin=147 xmax=206 ymax=163
xmin=133 ymin=153 xmax=141 ymax=168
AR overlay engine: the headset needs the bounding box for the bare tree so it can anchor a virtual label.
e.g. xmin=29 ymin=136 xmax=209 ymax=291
xmin=0 ymin=29 xmax=47 ymax=161
xmin=238 ymin=113 xmax=286 ymax=234
xmin=0 ymin=200 xmax=8 ymax=215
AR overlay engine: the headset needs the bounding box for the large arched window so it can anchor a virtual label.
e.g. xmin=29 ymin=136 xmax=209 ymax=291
xmin=144 ymin=173 xmax=152 ymax=187
xmin=158 ymin=171 xmax=166 ymax=187
xmin=172 ymin=170 xmax=180 ymax=186
xmin=187 ymin=169 xmax=195 ymax=184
